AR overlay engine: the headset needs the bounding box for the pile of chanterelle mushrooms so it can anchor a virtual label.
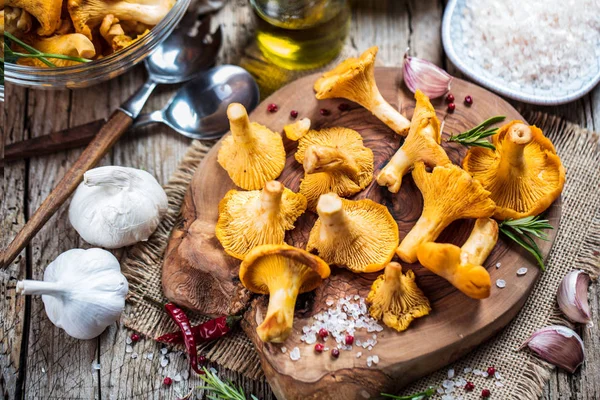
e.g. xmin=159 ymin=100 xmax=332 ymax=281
xmin=2 ymin=0 xmax=175 ymax=67
xmin=215 ymin=46 xmax=566 ymax=344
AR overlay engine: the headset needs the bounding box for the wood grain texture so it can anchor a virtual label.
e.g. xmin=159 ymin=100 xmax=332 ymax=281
xmin=164 ymin=69 xmax=561 ymax=399
xmin=1 ymin=0 xmax=598 ymax=398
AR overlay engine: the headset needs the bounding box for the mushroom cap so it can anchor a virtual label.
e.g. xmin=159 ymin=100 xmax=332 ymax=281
xmin=7 ymin=0 xmax=62 ymax=36
xmin=284 ymin=118 xmax=311 ymax=141
xmin=307 ymin=193 xmax=399 ymax=273
xmin=366 ymin=262 xmax=431 ymax=332
xmin=417 ymin=242 xmax=491 ymax=300
xmin=215 ymin=181 xmax=307 ymax=260
xmin=313 ymin=46 xmax=378 ymax=104
xmin=218 ymin=103 xmax=286 ymax=190
xmin=239 ymin=244 xmax=330 ymax=295
xmin=462 ymin=121 xmax=565 ymax=220
xmin=295 ymin=127 xmax=374 ymax=209
xmin=414 ymin=162 xmax=496 ymax=223
xmin=18 ymin=33 xmax=96 ymax=67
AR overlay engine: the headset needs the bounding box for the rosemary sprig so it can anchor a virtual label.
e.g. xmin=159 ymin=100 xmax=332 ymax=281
xmin=4 ymin=32 xmax=92 ymax=67
xmin=197 ymin=367 xmax=259 ymax=400
xmin=381 ymin=387 xmax=437 ymax=399
xmin=448 ymin=115 xmax=506 ymax=150
xmin=499 ymin=216 xmax=553 ymax=271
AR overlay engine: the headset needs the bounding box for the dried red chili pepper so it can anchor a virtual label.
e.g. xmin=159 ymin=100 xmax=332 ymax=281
xmin=164 ymin=303 xmax=201 ymax=374
xmin=156 ymin=315 xmax=241 ymax=345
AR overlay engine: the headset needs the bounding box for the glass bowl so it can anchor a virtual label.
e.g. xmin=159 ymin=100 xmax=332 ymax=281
xmin=3 ymin=0 xmax=191 ymax=90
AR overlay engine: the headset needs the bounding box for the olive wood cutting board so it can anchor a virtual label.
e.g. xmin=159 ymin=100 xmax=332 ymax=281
xmin=162 ymin=68 xmax=561 ymax=399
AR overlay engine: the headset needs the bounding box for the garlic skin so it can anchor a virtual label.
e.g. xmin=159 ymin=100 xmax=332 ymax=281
xmin=557 ymin=270 xmax=592 ymax=326
xmin=521 ymin=325 xmax=585 ymax=373
xmin=69 ymin=166 xmax=168 ymax=248
xmin=16 ymin=248 xmax=129 ymax=340
xmin=403 ymin=48 xmax=453 ymax=99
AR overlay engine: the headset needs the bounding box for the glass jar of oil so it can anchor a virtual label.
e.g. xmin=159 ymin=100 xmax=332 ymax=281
xmin=250 ymin=0 xmax=350 ymax=70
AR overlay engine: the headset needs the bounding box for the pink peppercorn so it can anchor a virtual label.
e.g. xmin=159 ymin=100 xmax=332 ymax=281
xmin=318 ymin=328 xmax=329 ymax=339
xmin=320 ymin=108 xmax=330 ymax=116
xmin=345 ymin=335 xmax=354 ymax=345
xmin=331 ymin=348 xmax=340 ymax=358
xmin=465 ymin=95 xmax=473 ymax=105
xmin=446 ymin=93 xmax=455 ymax=103
xmin=487 ymin=366 xmax=496 ymax=376
xmin=314 ymin=343 xmax=325 ymax=353
xmin=447 ymin=102 xmax=456 ymax=112
xmin=267 ymin=103 xmax=278 ymax=113
xmin=163 ymin=377 xmax=173 ymax=386
xmin=481 ymin=389 xmax=491 ymax=398
xmin=465 ymin=382 xmax=475 ymax=391
xmin=290 ymin=110 xmax=299 ymax=118
xmin=130 ymin=333 xmax=140 ymax=342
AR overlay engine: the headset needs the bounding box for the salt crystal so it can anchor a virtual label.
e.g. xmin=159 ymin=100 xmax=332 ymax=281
xmin=496 ymin=279 xmax=506 ymax=288
xmin=354 ymin=295 xmax=360 ymax=300
xmin=125 ymin=337 xmax=132 ymax=345
xmin=289 ymin=347 xmax=301 ymax=361
xmin=366 ymin=356 xmax=373 ymax=367
xmin=125 ymin=345 xmax=133 ymax=353
xmin=441 ymin=395 xmax=455 ymax=400
xmin=131 ymin=352 xmax=138 ymax=359
xmin=445 ymin=386 xmax=455 ymax=394
xmin=372 ymin=355 xmax=379 ymax=364
xmin=92 ymin=362 xmax=101 ymax=370
xmin=161 ymin=348 xmax=168 ymax=355
xmin=281 ymin=347 xmax=287 ymax=353
xmin=495 ymin=371 xmax=502 ymax=380
xmin=448 ymin=368 xmax=455 ymax=379
xmin=147 ymin=353 xmax=154 ymax=361
xmin=42 ymin=367 xmax=45 ymax=373
xmin=482 ymin=372 xmax=489 ymax=378
xmin=463 ymin=367 xmax=472 ymax=374
xmin=495 ymin=381 xmax=504 ymax=387
xmin=517 ymin=267 xmax=528 ymax=276
xmin=174 ymin=373 xmax=182 ymax=382
xmin=367 ymin=346 xmax=373 ymax=351
xmin=355 ymin=339 xmax=362 ymax=347
xmin=160 ymin=357 xmax=169 ymax=367
xmin=473 ymin=369 xmax=482 ymax=376
xmin=326 ymin=299 xmax=334 ymax=306
xmin=356 ymin=352 xmax=362 ymax=358
xmin=496 ymin=262 xmax=501 ymax=269
xmin=324 ymin=347 xmax=330 ymax=351
xmin=437 ymin=388 xmax=445 ymax=394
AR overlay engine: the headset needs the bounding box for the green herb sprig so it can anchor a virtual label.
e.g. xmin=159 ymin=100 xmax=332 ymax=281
xmin=381 ymin=387 xmax=437 ymax=399
xmin=499 ymin=216 xmax=553 ymax=271
xmin=197 ymin=367 xmax=259 ymax=400
xmin=3 ymin=32 xmax=92 ymax=69
xmin=448 ymin=115 xmax=506 ymax=150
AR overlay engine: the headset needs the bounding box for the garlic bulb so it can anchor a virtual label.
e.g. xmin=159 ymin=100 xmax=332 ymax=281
xmin=16 ymin=248 xmax=128 ymax=340
xmin=520 ymin=325 xmax=585 ymax=373
xmin=557 ymin=270 xmax=592 ymax=326
xmin=69 ymin=166 xmax=168 ymax=248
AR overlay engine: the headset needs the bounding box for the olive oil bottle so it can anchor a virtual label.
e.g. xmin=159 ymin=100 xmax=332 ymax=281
xmin=251 ymin=0 xmax=350 ymax=70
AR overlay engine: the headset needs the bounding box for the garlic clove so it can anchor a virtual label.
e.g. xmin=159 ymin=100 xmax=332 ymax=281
xmin=520 ymin=325 xmax=585 ymax=373
xmin=557 ymin=270 xmax=592 ymax=326
xmin=403 ymin=48 xmax=453 ymax=99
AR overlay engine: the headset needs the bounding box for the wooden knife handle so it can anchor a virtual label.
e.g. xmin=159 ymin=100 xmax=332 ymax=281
xmin=3 ymin=119 xmax=106 ymax=162
xmin=1 ymin=110 xmax=133 ymax=269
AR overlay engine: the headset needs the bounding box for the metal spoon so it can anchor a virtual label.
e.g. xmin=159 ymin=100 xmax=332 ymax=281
xmin=134 ymin=65 xmax=259 ymax=140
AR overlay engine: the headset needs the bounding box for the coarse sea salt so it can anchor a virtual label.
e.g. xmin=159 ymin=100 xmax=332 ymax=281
xmin=460 ymin=0 xmax=600 ymax=91
xmin=289 ymin=347 xmax=301 ymax=361
xmin=517 ymin=267 xmax=528 ymax=276
xmin=448 ymin=368 xmax=455 ymax=379
xmin=496 ymin=279 xmax=506 ymax=288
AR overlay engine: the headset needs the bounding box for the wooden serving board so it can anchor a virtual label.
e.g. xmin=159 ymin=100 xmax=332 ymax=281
xmin=162 ymin=68 xmax=561 ymax=399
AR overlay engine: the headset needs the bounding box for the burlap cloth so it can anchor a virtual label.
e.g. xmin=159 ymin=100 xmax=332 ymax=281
xmin=121 ymin=61 xmax=600 ymax=397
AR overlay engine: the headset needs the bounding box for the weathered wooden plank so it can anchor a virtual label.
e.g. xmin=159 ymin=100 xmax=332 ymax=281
xmin=1 ymin=84 xmax=29 ymax=400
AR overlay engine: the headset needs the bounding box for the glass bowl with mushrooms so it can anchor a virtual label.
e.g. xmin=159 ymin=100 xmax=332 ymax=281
xmin=2 ymin=0 xmax=191 ymax=89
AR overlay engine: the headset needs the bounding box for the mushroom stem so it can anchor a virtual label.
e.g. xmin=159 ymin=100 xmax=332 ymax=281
xmin=397 ymin=215 xmax=446 ymax=263
xmin=370 ymin=91 xmax=411 ymax=135
xmin=303 ymin=145 xmax=359 ymax=179
xmin=377 ymin=148 xmax=411 ymax=193
xmin=227 ymin=103 xmax=254 ymax=146
xmin=499 ymin=123 xmax=532 ymax=170
xmin=259 ymin=181 xmax=284 ymax=215
xmin=316 ymin=194 xmax=352 ymax=240
xmin=460 ymin=218 xmax=499 ymax=266
xmin=257 ymin=280 xmax=300 ymax=343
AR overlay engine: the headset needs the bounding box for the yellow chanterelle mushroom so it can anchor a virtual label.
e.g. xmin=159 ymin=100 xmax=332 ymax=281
xmin=314 ymin=46 xmax=411 ymax=135
xmin=377 ymin=89 xmax=450 ymax=193
xmin=7 ymin=0 xmax=62 ymax=36
xmin=462 ymin=121 xmax=565 ymax=220
xmin=306 ymin=193 xmax=399 ymax=273
xmin=215 ymin=181 xmax=307 ymax=260
xmin=396 ymin=162 xmax=496 ymax=263
xmin=293 ymin=127 xmax=373 ymax=210
xmin=417 ymin=218 xmax=498 ymax=299
xmin=366 ymin=262 xmax=431 ymax=332
xmin=240 ymin=244 xmax=330 ymax=343
xmin=217 ymin=103 xmax=286 ymax=190
xmin=284 ymin=118 xmax=311 ymax=141
xmin=18 ymin=34 xmax=96 ymax=67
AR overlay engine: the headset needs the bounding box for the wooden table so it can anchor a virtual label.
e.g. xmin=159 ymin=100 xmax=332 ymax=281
xmin=1 ymin=1 xmax=599 ymax=399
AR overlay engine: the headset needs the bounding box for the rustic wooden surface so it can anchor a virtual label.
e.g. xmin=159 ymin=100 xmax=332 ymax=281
xmin=1 ymin=0 xmax=598 ymax=399
xmin=166 ymin=70 xmax=560 ymax=399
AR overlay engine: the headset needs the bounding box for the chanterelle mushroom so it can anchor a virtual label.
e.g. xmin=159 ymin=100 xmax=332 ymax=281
xmin=377 ymin=89 xmax=450 ymax=193
xmin=18 ymin=33 xmax=96 ymax=67
xmin=215 ymin=181 xmax=307 ymax=260
xmin=217 ymin=103 xmax=286 ymax=190
xmin=366 ymin=262 xmax=431 ymax=332
xmin=306 ymin=193 xmax=399 ymax=273
xmin=293 ymin=127 xmax=373 ymax=210
xmin=314 ymin=46 xmax=411 ymax=135
xmin=68 ymin=0 xmax=175 ymax=40
xmin=417 ymin=218 xmax=498 ymax=299
xmin=240 ymin=244 xmax=330 ymax=343
xmin=462 ymin=121 xmax=565 ymax=220
xmin=283 ymin=118 xmax=311 ymax=141
xmin=7 ymin=0 xmax=62 ymax=36
xmin=397 ymin=162 xmax=496 ymax=263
